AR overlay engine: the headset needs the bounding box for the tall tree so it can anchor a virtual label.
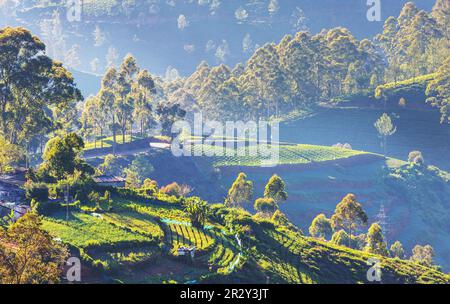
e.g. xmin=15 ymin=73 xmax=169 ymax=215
xmin=431 ymin=0 xmax=450 ymax=40
xmin=426 ymin=56 xmax=450 ymax=124
xmin=116 ymin=54 xmax=139 ymax=143
xmin=375 ymin=16 xmax=401 ymax=83
xmin=330 ymin=194 xmax=368 ymax=239
xmin=374 ymin=113 xmax=397 ymax=156
xmin=133 ymin=70 xmax=156 ymax=136
xmin=364 ymin=223 xmax=388 ymax=256
xmin=410 ymin=244 xmax=435 ymax=267
xmin=279 ymin=32 xmax=321 ymax=104
xmin=0 ymin=27 xmax=82 ymax=148
xmin=81 ymin=95 xmax=107 ymax=148
xmin=390 ymin=240 xmax=405 ymax=259
xmin=225 ymin=172 xmax=253 ymax=208
xmin=240 ymin=43 xmax=290 ymax=119
xmin=0 ymin=135 xmax=22 ymax=174
xmin=263 ymin=174 xmax=288 ymax=204
xmin=39 ymin=133 xmax=93 ymax=182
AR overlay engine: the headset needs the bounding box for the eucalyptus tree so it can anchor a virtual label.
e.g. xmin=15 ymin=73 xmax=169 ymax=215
xmin=98 ymin=67 xmax=119 ymax=153
xmin=116 ymin=55 xmax=139 ymax=143
xmin=225 ymin=173 xmax=254 ymax=208
xmin=426 ymin=57 xmax=449 ymax=124
xmin=0 ymin=27 xmax=82 ymax=152
xmin=374 ymin=113 xmax=397 ymax=156
xmin=364 ymin=223 xmax=388 ymax=256
xmin=331 ymin=194 xmax=368 ymax=241
xmin=81 ymin=95 xmax=107 ymax=148
xmin=263 ymin=174 xmax=287 ymax=204
xmin=133 ymin=69 xmax=156 ymax=136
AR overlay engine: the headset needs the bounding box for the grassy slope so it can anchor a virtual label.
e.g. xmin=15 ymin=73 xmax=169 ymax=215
xmin=375 ymin=73 xmax=436 ymax=100
xmin=84 ymin=140 xmax=450 ymax=271
xmin=246 ymin=224 xmax=448 ymax=284
xmin=84 ymin=135 xmax=140 ymax=150
xmin=40 ymin=189 xmax=449 ymax=284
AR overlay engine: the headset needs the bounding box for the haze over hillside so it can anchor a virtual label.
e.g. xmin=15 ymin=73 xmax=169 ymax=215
xmin=2 ymin=0 xmax=437 ymax=79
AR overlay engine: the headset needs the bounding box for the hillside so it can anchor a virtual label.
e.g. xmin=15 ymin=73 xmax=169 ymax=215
xmin=8 ymin=0 xmax=435 ymax=76
xmin=39 ymin=188 xmax=449 ymax=284
xmin=212 ymin=154 xmax=450 ymax=272
xmin=85 ymin=142 xmax=450 ymax=272
xmin=280 ymin=107 xmax=450 ymax=171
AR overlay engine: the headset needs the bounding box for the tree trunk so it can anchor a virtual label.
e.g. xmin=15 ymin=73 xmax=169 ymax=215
xmin=100 ymin=129 xmax=103 ymax=148
xmin=122 ymin=122 xmax=126 ymax=144
xmin=112 ymin=116 xmax=117 ymax=155
xmin=130 ymin=120 xmax=133 ymax=142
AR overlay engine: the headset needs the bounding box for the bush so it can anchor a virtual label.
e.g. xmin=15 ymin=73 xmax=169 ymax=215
xmin=160 ymin=182 xmax=182 ymax=197
xmin=34 ymin=200 xmax=63 ymax=216
xmin=408 ymin=151 xmax=424 ymax=165
xmin=24 ymin=181 xmax=49 ymax=201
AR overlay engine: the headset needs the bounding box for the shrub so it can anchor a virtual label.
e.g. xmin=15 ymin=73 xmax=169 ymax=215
xmin=98 ymin=154 xmax=127 ymax=176
xmin=143 ymin=178 xmax=158 ymax=189
xmin=408 ymin=151 xmax=424 ymax=165
xmin=160 ymin=182 xmax=182 ymax=197
xmin=24 ymin=181 xmax=49 ymax=201
xmin=34 ymin=200 xmax=64 ymax=216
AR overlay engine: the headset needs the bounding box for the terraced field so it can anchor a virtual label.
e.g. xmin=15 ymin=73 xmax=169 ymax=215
xmin=164 ymin=222 xmax=215 ymax=253
xmin=188 ymin=144 xmax=370 ymax=167
xmin=201 ymin=231 xmax=242 ymax=274
xmin=157 ymin=219 xmax=242 ymax=275
xmin=102 ymin=212 xmax=164 ymax=241
xmin=42 ymin=213 xmax=153 ymax=248
xmin=42 ymin=211 xmax=162 ymax=271
xmin=260 ymin=229 xmax=316 ymax=284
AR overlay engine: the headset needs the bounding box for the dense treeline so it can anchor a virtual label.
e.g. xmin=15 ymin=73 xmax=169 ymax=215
xmin=80 ymin=0 xmax=449 ymax=146
xmin=376 ymin=0 xmax=449 ymax=82
xmin=81 ymin=55 xmax=186 ymax=150
xmin=166 ymin=27 xmax=384 ymax=121
xmin=0 ymin=1 xmax=448 ymax=168
xmin=147 ymin=0 xmax=449 ymax=123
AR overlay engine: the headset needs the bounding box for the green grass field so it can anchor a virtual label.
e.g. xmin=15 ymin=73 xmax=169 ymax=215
xmin=42 ymin=213 xmax=152 ymax=248
xmin=84 ymin=134 xmax=142 ymax=150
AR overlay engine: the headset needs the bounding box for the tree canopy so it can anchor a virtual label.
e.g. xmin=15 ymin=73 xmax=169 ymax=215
xmin=263 ymin=174 xmax=288 ymax=204
xmin=426 ymin=56 xmax=450 ymax=124
xmin=225 ymin=173 xmax=253 ymax=208
xmin=364 ymin=223 xmax=388 ymax=256
xmin=309 ymin=214 xmax=333 ymax=240
xmin=38 ymin=132 xmax=94 ymax=181
xmin=0 ymin=212 xmax=69 ymax=284
xmin=330 ymin=194 xmax=368 ymax=237
xmin=254 ymin=197 xmax=278 ymax=217
xmin=0 ymin=27 xmax=82 ymax=148
xmin=0 ymin=135 xmax=22 ymax=174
